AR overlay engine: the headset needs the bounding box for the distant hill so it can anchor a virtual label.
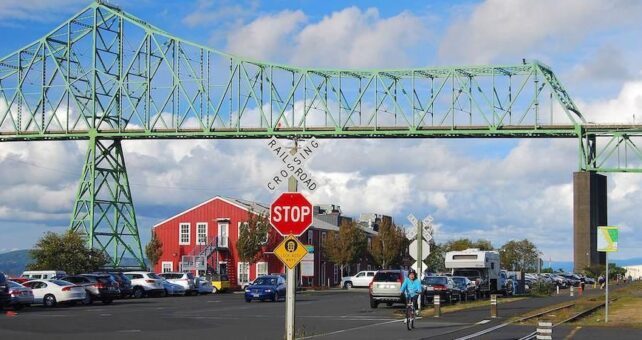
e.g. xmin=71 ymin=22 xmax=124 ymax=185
xmin=0 ymin=249 xmax=32 ymax=276
xmin=0 ymin=249 xmax=149 ymax=275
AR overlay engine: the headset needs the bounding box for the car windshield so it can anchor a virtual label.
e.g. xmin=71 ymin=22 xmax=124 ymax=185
xmin=424 ymin=277 xmax=448 ymax=285
xmin=451 ymin=277 xmax=466 ymax=284
xmin=147 ymin=273 xmax=161 ymax=279
xmin=254 ymin=277 xmax=278 ymax=286
xmin=373 ymin=272 xmax=400 ymax=282
xmin=51 ymin=280 xmax=73 ymax=286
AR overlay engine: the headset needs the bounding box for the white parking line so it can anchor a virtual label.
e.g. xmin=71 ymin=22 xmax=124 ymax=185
xmin=476 ymin=319 xmax=491 ymax=325
xmin=297 ymin=317 xmax=418 ymax=339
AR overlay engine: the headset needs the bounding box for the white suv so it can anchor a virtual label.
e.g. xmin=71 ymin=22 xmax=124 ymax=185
xmin=124 ymin=272 xmax=164 ymax=298
xmin=341 ymin=271 xmax=377 ymax=288
xmin=159 ymin=272 xmax=198 ymax=296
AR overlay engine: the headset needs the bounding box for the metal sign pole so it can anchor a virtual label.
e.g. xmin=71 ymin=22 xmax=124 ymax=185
xmin=605 ymin=252 xmax=609 ymax=323
xmin=417 ymin=220 xmax=423 ymax=311
xmin=286 ymin=140 xmax=298 ymax=340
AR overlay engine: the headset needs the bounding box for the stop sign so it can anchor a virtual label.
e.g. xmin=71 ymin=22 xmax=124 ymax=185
xmin=270 ymin=192 xmax=313 ymax=236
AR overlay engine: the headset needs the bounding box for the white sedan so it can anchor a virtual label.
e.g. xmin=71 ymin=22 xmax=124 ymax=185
xmin=23 ymin=279 xmax=86 ymax=307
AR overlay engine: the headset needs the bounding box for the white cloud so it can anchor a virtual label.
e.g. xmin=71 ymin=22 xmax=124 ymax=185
xmin=579 ymin=80 xmax=642 ymax=123
xmin=439 ymin=0 xmax=642 ymax=64
xmin=224 ymin=7 xmax=429 ymax=68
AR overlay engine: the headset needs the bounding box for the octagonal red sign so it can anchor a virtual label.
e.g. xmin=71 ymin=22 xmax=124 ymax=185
xmin=270 ymin=192 xmax=313 ymax=236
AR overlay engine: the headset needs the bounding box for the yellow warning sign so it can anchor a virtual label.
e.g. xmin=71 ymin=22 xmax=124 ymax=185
xmin=274 ymin=235 xmax=308 ymax=269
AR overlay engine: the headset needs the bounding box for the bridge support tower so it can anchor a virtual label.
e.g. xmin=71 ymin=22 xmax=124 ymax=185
xmin=573 ymin=171 xmax=607 ymax=272
xmin=69 ymin=136 xmax=145 ymax=269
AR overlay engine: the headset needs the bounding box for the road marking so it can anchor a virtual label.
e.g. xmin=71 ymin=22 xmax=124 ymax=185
xmin=298 ymin=317 xmax=422 ymax=339
xmin=207 ymin=300 xmax=221 ymax=303
xmin=476 ymin=319 xmax=491 ymax=324
xmin=118 ymin=329 xmax=141 ymax=333
xmin=100 ymin=314 xmax=112 ymax=317
xmin=455 ymin=321 xmax=512 ymax=340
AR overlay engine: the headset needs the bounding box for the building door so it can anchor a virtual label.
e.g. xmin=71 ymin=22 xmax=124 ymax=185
xmin=218 ymin=222 xmax=229 ymax=247
xmin=219 ymin=262 xmax=227 ymax=275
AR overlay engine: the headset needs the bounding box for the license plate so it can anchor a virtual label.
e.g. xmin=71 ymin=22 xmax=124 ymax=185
xmin=253 ymin=293 xmax=259 ymax=297
xmin=427 ymin=287 xmax=434 ymax=291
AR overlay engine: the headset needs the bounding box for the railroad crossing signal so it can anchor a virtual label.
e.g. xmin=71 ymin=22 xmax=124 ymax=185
xmin=409 ymin=239 xmax=430 ymax=260
xmin=266 ymin=137 xmax=320 ymax=192
xmin=274 ymin=235 xmax=309 ymax=269
xmin=270 ymin=192 xmax=313 ymax=236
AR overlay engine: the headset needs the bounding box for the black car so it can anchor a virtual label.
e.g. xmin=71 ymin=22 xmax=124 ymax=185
xmin=62 ymin=275 xmax=120 ymax=304
xmin=0 ymin=272 xmax=10 ymax=309
xmin=422 ymin=276 xmax=460 ymax=303
xmin=101 ymin=272 xmax=133 ymax=298
xmin=451 ymin=276 xmax=477 ymax=301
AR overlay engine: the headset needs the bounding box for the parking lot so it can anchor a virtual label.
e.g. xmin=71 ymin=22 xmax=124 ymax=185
xmin=0 ymin=287 xmax=607 ymax=340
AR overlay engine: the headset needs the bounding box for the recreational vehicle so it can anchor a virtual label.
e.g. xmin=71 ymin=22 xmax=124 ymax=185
xmin=445 ymin=248 xmax=500 ymax=297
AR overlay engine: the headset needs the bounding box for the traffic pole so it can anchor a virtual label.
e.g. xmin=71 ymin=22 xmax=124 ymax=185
xmin=605 ymin=252 xmax=609 ymax=323
xmin=433 ymin=295 xmax=441 ymax=317
xmin=285 ymin=140 xmax=298 ymax=340
xmin=490 ymin=294 xmax=498 ymax=318
xmin=417 ymin=220 xmax=423 ymax=311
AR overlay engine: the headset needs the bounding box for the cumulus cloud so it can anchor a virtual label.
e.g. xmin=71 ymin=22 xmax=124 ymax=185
xmin=439 ymin=0 xmax=642 ymax=64
xmin=224 ymin=7 xmax=429 ymax=68
xmin=579 ymin=80 xmax=642 ymax=123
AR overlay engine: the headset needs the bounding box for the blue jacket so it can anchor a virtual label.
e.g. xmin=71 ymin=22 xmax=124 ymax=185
xmin=400 ymin=277 xmax=422 ymax=298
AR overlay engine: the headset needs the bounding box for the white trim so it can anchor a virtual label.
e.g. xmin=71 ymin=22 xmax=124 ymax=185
xmin=161 ymin=261 xmax=173 ymax=273
xmin=256 ymin=261 xmax=268 ymax=278
xmin=152 ymin=196 xmax=263 ymax=229
xmin=179 ymin=223 xmax=190 ymax=245
xmin=196 ymin=222 xmax=208 ymax=245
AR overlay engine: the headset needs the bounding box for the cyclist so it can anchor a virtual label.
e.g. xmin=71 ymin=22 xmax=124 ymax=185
xmin=400 ymin=270 xmax=423 ymax=316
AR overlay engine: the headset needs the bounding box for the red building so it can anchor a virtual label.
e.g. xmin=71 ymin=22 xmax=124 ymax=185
xmin=152 ymin=196 xmax=377 ymax=288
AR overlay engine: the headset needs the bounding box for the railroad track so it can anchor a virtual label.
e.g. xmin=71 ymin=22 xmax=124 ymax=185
xmin=517 ymin=301 xmax=608 ymax=340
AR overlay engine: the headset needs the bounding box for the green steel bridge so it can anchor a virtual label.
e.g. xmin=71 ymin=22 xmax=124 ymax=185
xmin=1 ymin=1 xmax=640 ymax=268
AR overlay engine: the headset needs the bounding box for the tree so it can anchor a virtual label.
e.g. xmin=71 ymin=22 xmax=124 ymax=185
xmin=444 ymin=238 xmax=494 ymax=252
xmin=236 ymin=210 xmax=270 ymax=264
xmin=28 ymin=230 xmax=108 ymax=274
xmin=499 ymin=239 xmax=539 ymax=272
xmin=323 ymin=221 xmax=367 ymax=277
xmin=145 ymin=231 xmax=163 ymax=270
xmin=424 ymin=241 xmax=446 ymax=273
xmin=370 ymin=219 xmax=407 ymax=269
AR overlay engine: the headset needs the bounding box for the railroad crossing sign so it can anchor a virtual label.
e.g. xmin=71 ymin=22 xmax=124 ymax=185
xmin=274 ymin=235 xmax=309 ymax=269
xmin=266 ymin=137 xmax=320 ymax=192
xmin=409 ymin=239 xmax=430 ymax=260
xmin=270 ymin=192 xmax=313 ymax=236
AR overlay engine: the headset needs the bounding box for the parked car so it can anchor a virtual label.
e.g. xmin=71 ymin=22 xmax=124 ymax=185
xmin=422 ymin=276 xmax=459 ymax=303
xmin=61 ymin=274 xmax=120 ymax=305
xmin=160 ymin=278 xmax=186 ymax=296
xmin=559 ymin=273 xmax=581 ymax=287
xmin=91 ymin=272 xmax=133 ymax=298
xmin=23 ymin=279 xmax=86 ymax=307
xmin=21 ymin=270 xmax=67 ymax=280
xmin=159 ymin=272 xmax=198 ymax=296
xmin=244 ymin=275 xmax=286 ymax=302
xmin=499 ymin=270 xmax=514 ymax=296
xmin=341 ymin=271 xmax=377 ymax=289
xmin=8 ymin=277 xmax=29 ymax=284
xmin=123 ymin=272 xmax=164 ymax=298
xmin=209 ymin=273 xmax=230 ymax=293
xmin=368 ymin=270 xmax=407 ymax=308
xmin=0 ymin=273 xmax=10 ymax=308
xmin=6 ymin=280 xmax=34 ymax=309
xmin=451 ymin=276 xmax=477 ymax=301
xmin=196 ymin=277 xmax=213 ymax=294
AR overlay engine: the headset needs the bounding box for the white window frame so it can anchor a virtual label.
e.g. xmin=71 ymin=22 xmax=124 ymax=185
xmin=256 ymin=261 xmax=268 ymax=278
xmin=162 ymin=261 xmax=173 ymax=273
xmin=218 ymin=221 xmax=229 ymax=247
xmin=179 ymin=223 xmax=190 ymax=245
xmin=238 ymin=262 xmax=250 ymax=287
xmin=196 ymin=222 xmax=208 ymax=245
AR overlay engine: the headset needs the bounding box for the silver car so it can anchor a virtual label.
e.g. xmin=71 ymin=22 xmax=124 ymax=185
xmin=7 ymin=281 xmax=34 ymax=309
xmin=369 ymin=270 xmax=408 ymax=308
xmin=159 ymin=272 xmax=198 ymax=296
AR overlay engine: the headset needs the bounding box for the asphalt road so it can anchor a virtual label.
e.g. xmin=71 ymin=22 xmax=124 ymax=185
xmin=1 ymin=287 xmax=640 ymax=339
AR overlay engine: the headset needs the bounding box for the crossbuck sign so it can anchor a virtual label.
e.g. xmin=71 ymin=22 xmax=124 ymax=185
xmin=266 ymin=137 xmax=320 ymax=192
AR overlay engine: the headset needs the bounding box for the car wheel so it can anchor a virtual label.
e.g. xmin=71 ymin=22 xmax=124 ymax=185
xmin=44 ymin=294 xmax=57 ymax=307
xmin=212 ymin=286 xmax=218 ymax=294
xmin=369 ymin=297 xmax=378 ymax=309
xmin=272 ymin=292 xmax=278 ymax=302
xmin=102 ymin=299 xmax=113 ymax=305
xmin=245 ymin=298 xmax=252 ymax=303
xmin=161 ymin=290 xmax=168 ymax=297
xmin=14 ymin=304 xmax=24 ymax=310
xmin=133 ymin=287 xmax=145 ymax=299
xmin=82 ymin=293 xmax=93 ymax=305
xmin=345 ymin=282 xmax=353 ymax=289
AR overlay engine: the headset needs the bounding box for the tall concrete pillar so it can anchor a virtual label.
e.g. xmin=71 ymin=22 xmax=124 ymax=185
xmin=573 ymin=172 xmax=607 ymax=272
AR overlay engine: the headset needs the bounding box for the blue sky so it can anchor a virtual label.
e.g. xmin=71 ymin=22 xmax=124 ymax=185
xmin=1 ymin=0 xmax=642 ymax=264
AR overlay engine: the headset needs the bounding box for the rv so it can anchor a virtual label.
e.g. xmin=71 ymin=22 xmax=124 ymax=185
xmin=445 ymin=248 xmax=500 ymax=297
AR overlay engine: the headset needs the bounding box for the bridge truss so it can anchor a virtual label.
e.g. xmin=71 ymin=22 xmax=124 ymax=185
xmin=1 ymin=1 xmax=641 ymax=267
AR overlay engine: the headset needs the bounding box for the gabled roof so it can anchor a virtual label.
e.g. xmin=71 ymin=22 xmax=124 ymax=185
xmin=152 ymin=196 xmax=268 ymax=229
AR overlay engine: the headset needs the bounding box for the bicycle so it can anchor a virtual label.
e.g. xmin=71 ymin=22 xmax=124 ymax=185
xmin=404 ymin=295 xmax=417 ymax=330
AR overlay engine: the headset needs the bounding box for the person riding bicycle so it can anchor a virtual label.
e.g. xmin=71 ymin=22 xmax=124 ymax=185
xmin=400 ymin=270 xmax=423 ymax=315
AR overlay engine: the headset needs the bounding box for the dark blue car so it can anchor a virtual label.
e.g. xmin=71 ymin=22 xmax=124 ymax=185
xmin=244 ymin=275 xmax=286 ymax=302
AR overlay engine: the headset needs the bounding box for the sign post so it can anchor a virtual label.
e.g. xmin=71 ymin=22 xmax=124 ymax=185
xmin=407 ymin=214 xmax=433 ymax=311
xmin=269 ymin=160 xmax=314 ymax=339
xmin=597 ymin=226 xmax=618 ymax=323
